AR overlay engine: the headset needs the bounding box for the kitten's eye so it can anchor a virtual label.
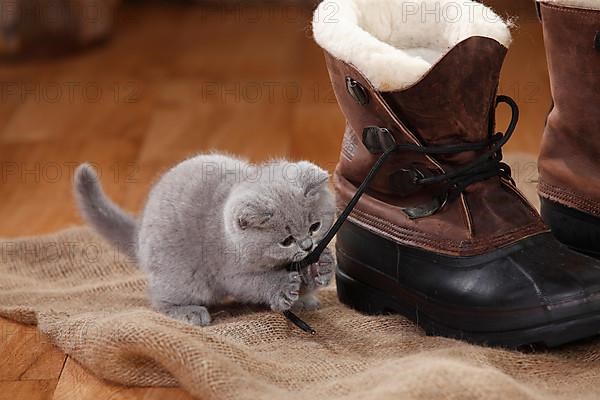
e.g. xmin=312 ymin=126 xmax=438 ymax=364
xmin=280 ymin=236 xmax=295 ymax=247
xmin=309 ymin=222 xmax=321 ymax=233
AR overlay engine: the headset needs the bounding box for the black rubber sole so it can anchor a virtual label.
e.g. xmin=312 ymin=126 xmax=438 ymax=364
xmin=540 ymin=197 xmax=600 ymax=259
xmin=336 ymin=268 xmax=600 ymax=348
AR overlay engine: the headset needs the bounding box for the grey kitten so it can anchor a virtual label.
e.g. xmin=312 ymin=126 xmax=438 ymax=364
xmin=73 ymin=154 xmax=337 ymax=326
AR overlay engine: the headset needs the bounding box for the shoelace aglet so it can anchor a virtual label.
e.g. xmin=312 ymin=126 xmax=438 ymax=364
xmin=283 ymin=310 xmax=316 ymax=335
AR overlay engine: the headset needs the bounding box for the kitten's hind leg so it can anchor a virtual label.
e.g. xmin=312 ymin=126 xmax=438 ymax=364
xmin=147 ymin=272 xmax=214 ymax=326
xmin=158 ymin=304 xmax=212 ymax=326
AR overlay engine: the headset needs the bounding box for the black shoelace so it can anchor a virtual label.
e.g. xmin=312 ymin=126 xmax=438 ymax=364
xmin=283 ymin=95 xmax=519 ymax=333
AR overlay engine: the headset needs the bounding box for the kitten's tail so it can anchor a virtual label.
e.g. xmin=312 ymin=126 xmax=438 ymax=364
xmin=74 ymin=163 xmax=137 ymax=251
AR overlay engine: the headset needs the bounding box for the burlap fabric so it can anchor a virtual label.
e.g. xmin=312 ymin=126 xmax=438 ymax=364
xmin=0 ymin=227 xmax=599 ymax=400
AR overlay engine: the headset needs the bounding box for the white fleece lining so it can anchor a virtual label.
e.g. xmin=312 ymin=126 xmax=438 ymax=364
xmin=313 ymin=0 xmax=512 ymax=91
xmin=542 ymin=0 xmax=600 ymax=10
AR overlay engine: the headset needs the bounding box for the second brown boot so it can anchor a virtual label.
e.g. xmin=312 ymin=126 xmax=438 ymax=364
xmin=537 ymin=0 xmax=600 ymax=258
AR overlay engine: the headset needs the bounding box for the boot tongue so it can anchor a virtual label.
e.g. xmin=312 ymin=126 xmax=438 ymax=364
xmin=382 ymin=37 xmax=508 ymax=165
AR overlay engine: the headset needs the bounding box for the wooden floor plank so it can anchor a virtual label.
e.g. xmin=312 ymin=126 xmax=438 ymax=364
xmin=0 ymin=319 xmax=66 ymax=382
xmin=52 ymin=359 xmax=194 ymax=400
xmin=0 ymin=380 xmax=59 ymax=400
xmin=0 ymin=137 xmax=144 ymax=236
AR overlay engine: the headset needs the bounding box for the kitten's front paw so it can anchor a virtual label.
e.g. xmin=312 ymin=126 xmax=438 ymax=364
xmin=292 ymin=294 xmax=321 ymax=311
xmin=305 ymin=248 xmax=336 ymax=288
xmin=270 ymin=272 xmax=301 ymax=312
xmin=161 ymin=305 xmax=212 ymax=326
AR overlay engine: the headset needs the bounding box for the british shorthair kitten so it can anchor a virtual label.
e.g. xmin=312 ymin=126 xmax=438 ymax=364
xmin=73 ymin=154 xmax=337 ymax=326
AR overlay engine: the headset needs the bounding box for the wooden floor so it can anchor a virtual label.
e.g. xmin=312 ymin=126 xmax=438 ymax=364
xmin=0 ymin=2 xmax=549 ymax=399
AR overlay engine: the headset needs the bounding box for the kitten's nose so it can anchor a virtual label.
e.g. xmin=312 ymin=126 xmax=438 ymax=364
xmin=299 ymin=238 xmax=313 ymax=251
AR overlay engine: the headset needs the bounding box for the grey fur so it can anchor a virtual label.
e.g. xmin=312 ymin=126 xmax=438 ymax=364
xmin=73 ymin=154 xmax=337 ymax=326
xmin=73 ymin=165 xmax=137 ymax=251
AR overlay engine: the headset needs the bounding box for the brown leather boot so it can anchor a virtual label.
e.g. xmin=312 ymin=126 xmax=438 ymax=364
xmin=537 ymin=1 xmax=600 ymax=258
xmin=312 ymin=0 xmax=600 ymax=347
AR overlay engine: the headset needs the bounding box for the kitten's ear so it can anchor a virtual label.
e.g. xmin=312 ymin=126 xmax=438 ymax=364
xmin=297 ymin=161 xmax=329 ymax=197
xmin=235 ymin=201 xmax=273 ymax=230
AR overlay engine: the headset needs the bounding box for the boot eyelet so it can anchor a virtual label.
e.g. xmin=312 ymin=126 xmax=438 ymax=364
xmin=402 ymin=196 xmax=444 ymax=220
xmin=362 ymin=126 xmax=396 ymax=153
xmin=390 ymin=167 xmax=429 ymax=196
xmin=346 ymin=77 xmax=369 ymax=105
